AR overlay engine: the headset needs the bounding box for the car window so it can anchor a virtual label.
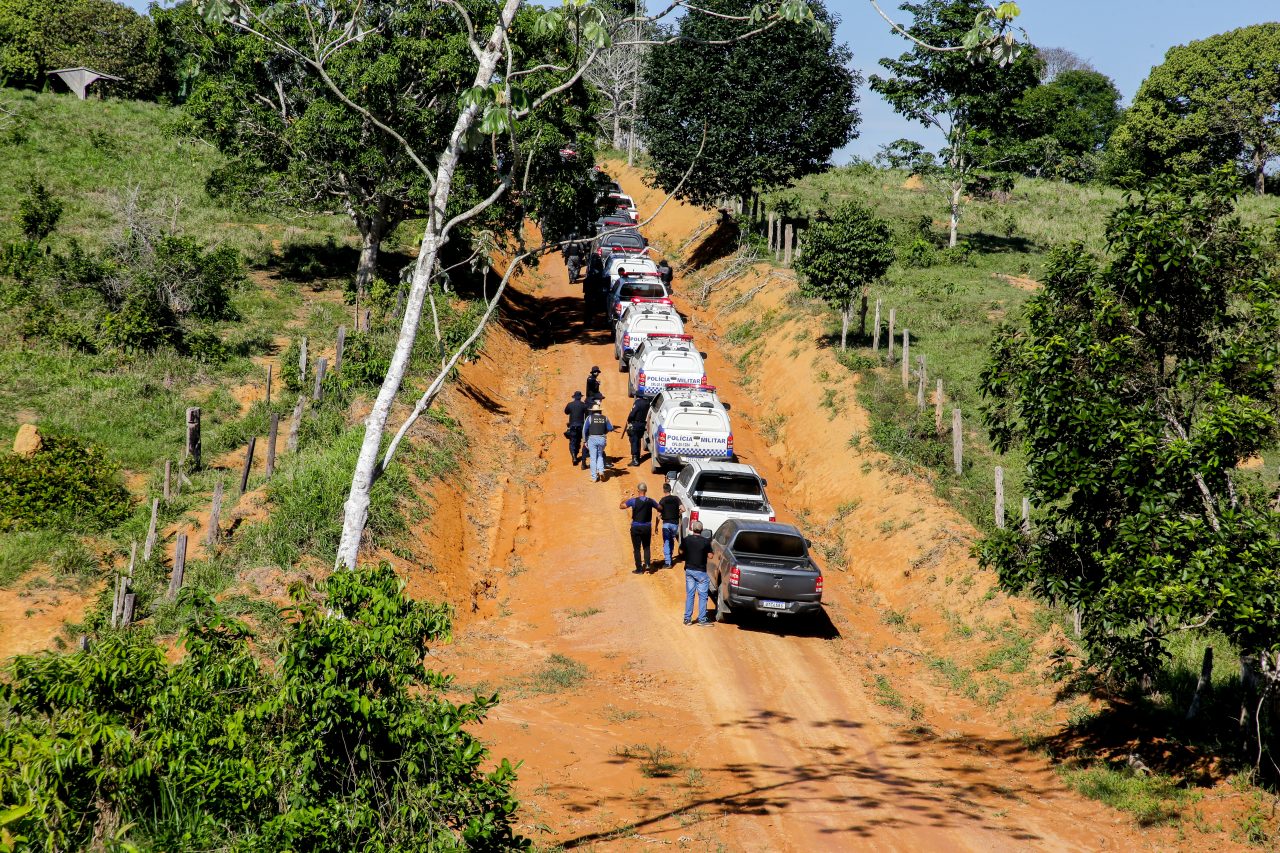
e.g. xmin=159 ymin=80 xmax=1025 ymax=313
xmin=730 ymin=532 xmax=806 ymax=558
xmin=622 ymin=283 xmax=667 ymax=299
xmin=670 ymin=411 xmax=727 ymax=431
xmin=713 ymin=525 xmax=732 ymax=544
xmin=693 ymin=474 xmax=762 ymax=496
xmin=678 ymin=467 xmax=694 ymax=488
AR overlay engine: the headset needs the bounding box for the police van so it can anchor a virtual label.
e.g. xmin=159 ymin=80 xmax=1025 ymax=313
xmin=614 ymin=300 xmax=683 ymax=367
xmin=628 ymin=334 xmax=707 ymax=398
xmin=643 ymin=384 xmax=733 ymax=473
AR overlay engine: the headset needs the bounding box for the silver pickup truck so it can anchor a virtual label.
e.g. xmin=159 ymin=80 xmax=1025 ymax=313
xmin=668 ymin=460 xmax=774 ymax=537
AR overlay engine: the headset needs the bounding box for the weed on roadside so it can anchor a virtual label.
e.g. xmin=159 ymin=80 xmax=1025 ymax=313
xmin=567 ymin=606 xmax=601 ymax=619
xmin=1059 ymin=763 xmax=1192 ymax=827
xmin=522 ymin=653 xmax=589 ymax=695
xmin=614 ymin=743 xmax=681 ymax=778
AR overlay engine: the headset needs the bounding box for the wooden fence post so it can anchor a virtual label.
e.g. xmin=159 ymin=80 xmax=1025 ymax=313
xmin=206 ymin=480 xmax=223 ymax=548
xmin=142 ymin=498 xmax=159 ymax=562
xmin=312 ymin=357 xmax=328 ymax=402
xmin=287 ymin=400 xmax=303 ymax=452
xmin=121 ymin=593 xmax=135 ymax=627
xmin=783 ymin=224 xmax=794 ymax=267
xmin=265 ymin=364 xmax=273 ymax=407
xmin=111 ymin=574 xmax=126 ymax=628
xmin=887 ymin=309 xmax=896 ymax=363
xmin=995 ymin=466 xmax=1006 ymax=529
xmin=335 ymin=325 xmax=346 ymax=371
xmin=916 ymin=355 xmax=926 ymax=410
xmin=299 ymin=336 xmax=308 ymax=385
xmin=362 ymin=309 xmax=371 ymax=332
xmin=901 ymin=330 xmax=910 ymax=388
xmin=238 ymin=436 xmax=256 ymax=496
xmin=872 ymin=299 xmax=882 ymax=352
xmin=767 ymin=212 xmax=776 ymax=251
xmin=1021 ymin=496 xmax=1031 ymax=534
xmin=952 ymin=408 xmax=963 ymax=475
xmin=185 ymin=407 xmax=202 ymax=470
xmin=168 ymin=533 xmax=187 ymax=601
xmin=127 ymin=540 xmax=136 ymax=577
xmin=858 ymin=293 xmax=869 ymax=340
xmin=163 ymin=460 xmax=171 ymax=502
xmin=794 ymin=228 xmax=803 ymax=261
xmin=265 ymin=413 xmax=279 ymax=477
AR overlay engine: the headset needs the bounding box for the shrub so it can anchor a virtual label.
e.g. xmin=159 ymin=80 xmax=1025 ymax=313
xmin=181 ymin=327 xmax=230 ymax=363
xmin=333 ymin=331 xmax=391 ymax=392
xmin=900 ymin=236 xmax=935 ymax=268
xmin=0 ymin=433 xmax=131 ymax=531
xmin=16 ymin=181 xmax=63 ymax=243
xmin=99 ymin=290 xmax=177 ymax=353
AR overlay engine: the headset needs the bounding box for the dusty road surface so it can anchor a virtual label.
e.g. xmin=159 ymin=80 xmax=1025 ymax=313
xmin=434 ymin=239 xmax=1155 ymax=851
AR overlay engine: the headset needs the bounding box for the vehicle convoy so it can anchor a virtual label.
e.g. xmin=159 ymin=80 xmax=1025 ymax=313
xmin=608 ymin=192 xmax=639 ymax=220
xmin=605 ymin=255 xmax=658 ymax=287
xmin=615 ymin=300 xmax=683 ymax=366
xmin=707 ymin=520 xmax=823 ymax=622
xmin=644 ymin=384 xmax=733 ymax=472
xmin=628 ymin=334 xmax=707 ymax=398
xmin=667 ymin=460 xmax=774 ymax=537
xmin=608 ymin=275 xmax=670 ymax=322
xmin=594 ymin=229 xmax=646 ymax=259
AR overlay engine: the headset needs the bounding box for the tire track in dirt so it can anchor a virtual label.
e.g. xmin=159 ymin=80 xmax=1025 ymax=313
xmin=434 ymin=241 xmax=1154 ymax=850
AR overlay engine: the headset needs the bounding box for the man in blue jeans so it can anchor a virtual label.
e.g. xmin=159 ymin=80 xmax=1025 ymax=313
xmin=680 ymin=520 xmax=714 ymax=626
xmin=656 ymin=481 xmax=684 ymax=567
xmin=581 ymin=401 xmax=615 ymax=482
xmin=619 ymin=482 xmax=661 ymax=573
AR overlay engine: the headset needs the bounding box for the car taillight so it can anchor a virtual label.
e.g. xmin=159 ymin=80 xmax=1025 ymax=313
xmin=768 ymin=514 xmax=776 ymax=522
xmin=623 ymin=332 xmax=631 ymax=347
xmin=637 ymin=370 xmax=646 ymax=388
xmin=657 ymin=427 xmax=666 ymax=448
xmin=689 ymin=510 xmax=699 ymax=521
xmin=729 ymin=565 xmax=740 ymax=587
xmin=815 ymin=576 xmax=824 ymax=595
xmin=726 ymin=433 xmax=734 ymax=454
xmin=700 ymin=373 xmax=707 ymax=385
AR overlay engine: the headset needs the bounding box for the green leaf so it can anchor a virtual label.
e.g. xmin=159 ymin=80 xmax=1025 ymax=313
xmin=582 ymin=19 xmax=612 ymax=48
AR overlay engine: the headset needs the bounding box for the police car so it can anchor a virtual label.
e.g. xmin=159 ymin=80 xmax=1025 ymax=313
xmin=628 ymin=334 xmax=707 ymax=398
xmin=608 ymin=193 xmax=639 ymax=220
xmin=604 ymin=255 xmax=658 ymax=288
xmin=643 ymin=384 xmax=733 ymax=473
xmin=614 ymin=299 xmax=683 ymax=367
xmin=667 ymin=460 xmax=775 ymax=537
xmin=608 ymin=274 xmax=670 ymax=323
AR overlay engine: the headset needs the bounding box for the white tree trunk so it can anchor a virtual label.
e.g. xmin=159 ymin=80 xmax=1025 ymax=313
xmin=354 ymin=218 xmax=384 ymax=296
xmin=334 ymin=0 xmax=521 ymax=571
xmin=949 ymin=182 xmax=961 ymax=248
xmin=840 ymin=303 xmax=850 ymax=352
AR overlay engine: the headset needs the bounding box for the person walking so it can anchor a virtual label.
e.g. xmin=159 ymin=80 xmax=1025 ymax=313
xmin=619 ymin=482 xmax=661 ymax=573
xmin=586 ymin=365 xmax=602 ymax=403
xmin=624 ymin=395 xmax=650 ymax=466
xmin=582 ymin=400 xmax=615 ymax=482
xmin=680 ymin=520 xmax=714 ymax=625
xmin=564 ymin=390 xmax=588 ymax=466
xmin=657 ymin=258 xmax=674 ymax=289
xmin=657 ymin=481 xmax=685 ymax=568
xmin=565 ymin=234 xmax=583 ymax=283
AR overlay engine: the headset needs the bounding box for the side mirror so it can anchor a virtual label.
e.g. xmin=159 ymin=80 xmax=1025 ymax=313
xmin=700 ymin=351 xmax=708 ymax=359
xmin=666 ymin=471 xmax=678 ymax=481
xmin=805 ymin=538 xmax=813 ymax=547
xmin=762 ymin=478 xmax=768 ymax=486
xmin=722 ymin=402 xmax=731 ymax=411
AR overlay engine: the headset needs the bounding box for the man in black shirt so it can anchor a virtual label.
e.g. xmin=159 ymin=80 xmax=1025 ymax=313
xmin=680 ymin=521 xmax=714 ymax=625
xmin=619 ymin=482 xmax=660 ymax=573
xmin=564 ymin=390 xmax=588 ymax=466
xmin=657 ymin=481 xmax=684 ymax=568
xmin=586 ymin=366 xmax=602 ymax=403
xmin=657 ymin=259 xmax=674 ymax=289
xmin=624 ymin=396 xmax=650 ymax=466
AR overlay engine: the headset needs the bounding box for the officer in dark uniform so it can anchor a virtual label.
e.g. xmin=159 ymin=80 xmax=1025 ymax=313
xmin=657 ymin=259 xmax=674 ymax=289
xmin=564 ymin=390 xmax=588 ymax=465
xmin=625 ymin=395 xmax=651 ymax=466
xmin=565 ymin=233 xmax=583 ymax=283
xmin=586 ymin=366 xmax=602 ymax=402
xmin=582 ymin=401 xmax=615 ymax=482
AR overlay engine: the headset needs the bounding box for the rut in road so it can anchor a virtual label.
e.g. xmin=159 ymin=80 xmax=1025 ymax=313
xmin=434 ymin=238 xmax=1154 ymax=851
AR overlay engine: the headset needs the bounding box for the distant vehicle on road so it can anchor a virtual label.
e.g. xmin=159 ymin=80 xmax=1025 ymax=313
xmin=628 ymin=334 xmax=706 ymax=397
xmin=644 ymin=384 xmax=733 ymax=472
xmin=668 ymin=460 xmax=773 ymax=537
xmin=707 ymin=519 xmax=823 ymax=623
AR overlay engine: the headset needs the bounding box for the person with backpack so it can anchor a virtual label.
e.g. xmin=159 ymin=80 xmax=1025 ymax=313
xmin=564 ymin=390 xmax=588 ymax=465
xmin=619 ymin=482 xmax=661 ymax=573
xmin=657 ymin=481 xmax=685 ymax=568
xmin=581 ymin=400 xmax=615 ymax=482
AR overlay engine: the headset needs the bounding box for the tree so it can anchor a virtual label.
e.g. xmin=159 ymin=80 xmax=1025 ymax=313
xmin=0 ymin=0 xmax=162 ymax=97
xmin=793 ymin=200 xmax=894 ymax=350
xmin=638 ymin=0 xmax=860 ymax=207
xmin=583 ymin=0 xmax=652 ymax=153
xmin=870 ymin=0 xmax=1039 ymax=246
xmin=997 ymin=68 xmax=1122 ymax=181
xmin=1036 ymin=45 xmax=1094 ymax=82
xmin=977 ymin=169 xmax=1280 ymax=696
xmin=1108 ymin=24 xmax=1280 ymax=195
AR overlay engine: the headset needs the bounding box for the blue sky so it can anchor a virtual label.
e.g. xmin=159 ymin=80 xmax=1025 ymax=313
xmin=128 ymin=1 xmax=1277 ymax=162
xmin=830 ymin=0 xmax=1280 ymax=162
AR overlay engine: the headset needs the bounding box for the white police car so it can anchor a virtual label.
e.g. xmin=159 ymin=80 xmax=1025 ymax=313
xmin=614 ymin=300 xmax=683 ymax=367
xmin=627 ymin=334 xmax=707 ymax=398
xmin=608 ymin=274 xmax=670 ymax=324
xmin=644 ymin=384 xmax=733 ymax=473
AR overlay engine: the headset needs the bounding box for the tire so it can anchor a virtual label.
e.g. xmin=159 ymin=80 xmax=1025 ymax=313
xmin=628 ymin=382 xmax=635 ymax=398
xmin=651 ymin=454 xmax=663 ymax=474
xmin=714 ymin=598 xmax=730 ymax=623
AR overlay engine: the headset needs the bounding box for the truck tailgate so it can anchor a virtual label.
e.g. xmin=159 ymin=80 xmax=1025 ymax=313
xmin=735 ymin=559 xmax=819 ymax=600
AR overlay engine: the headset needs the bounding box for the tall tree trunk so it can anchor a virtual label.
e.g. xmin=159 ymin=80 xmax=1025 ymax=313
xmin=354 ymin=214 xmax=387 ymax=297
xmin=948 ymin=181 xmax=962 ymax=248
xmin=840 ymin=301 xmax=850 ymax=352
xmin=612 ymin=105 xmax=622 ymax=150
xmin=1253 ymin=148 xmax=1266 ymax=196
xmin=335 ymin=0 xmax=520 ymax=571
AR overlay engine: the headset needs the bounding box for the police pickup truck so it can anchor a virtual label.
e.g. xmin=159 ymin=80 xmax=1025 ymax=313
xmin=667 ymin=460 xmax=774 ymax=537
xmin=614 ymin=299 xmax=683 ymax=367
xmin=608 ymin=274 xmax=670 ymax=323
xmin=628 ymin=334 xmax=707 ymax=398
xmin=707 ymin=520 xmax=823 ymax=623
xmin=605 ymin=255 xmax=658 ymax=288
xmin=642 ymin=383 xmax=731 ymax=472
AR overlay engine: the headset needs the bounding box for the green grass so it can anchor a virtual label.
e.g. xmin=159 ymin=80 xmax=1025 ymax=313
xmin=0 ymin=529 xmax=78 ymax=586
xmin=1059 ymin=763 xmax=1192 ymax=827
xmin=522 ymin=654 xmax=590 ymax=695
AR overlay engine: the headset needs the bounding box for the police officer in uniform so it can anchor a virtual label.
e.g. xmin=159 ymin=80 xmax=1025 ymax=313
xmin=586 ymin=365 xmax=602 ymax=403
xmin=657 ymin=259 xmax=674 ymax=289
xmin=582 ymin=400 xmax=615 ymax=482
xmin=625 ymin=395 xmax=651 ymax=467
xmin=565 ymin=233 xmax=583 ymax=283
xmin=564 ymin=390 xmax=588 ymax=465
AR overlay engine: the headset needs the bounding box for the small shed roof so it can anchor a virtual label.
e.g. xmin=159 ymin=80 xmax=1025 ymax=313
xmin=47 ymin=67 xmax=125 ymax=81
xmin=46 ymin=67 xmax=125 ymax=99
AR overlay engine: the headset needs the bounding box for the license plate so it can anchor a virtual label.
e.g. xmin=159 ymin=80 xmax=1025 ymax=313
xmin=760 ymin=600 xmax=787 ymax=610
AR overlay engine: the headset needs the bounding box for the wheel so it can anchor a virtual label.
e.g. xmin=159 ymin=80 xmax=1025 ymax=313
xmin=651 ymin=454 xmax=663 ymax=474
xmin=714 ymin=598 xmax=730 ymax=623
xmin=628 ymin=382 xmax=635 ymax=398
xmin=618 ymin=356 xmax=628 ymax=372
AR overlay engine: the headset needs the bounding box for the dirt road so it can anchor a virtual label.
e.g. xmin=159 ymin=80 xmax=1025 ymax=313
xmin=435 ymin=242 xmax=1152 ymax=850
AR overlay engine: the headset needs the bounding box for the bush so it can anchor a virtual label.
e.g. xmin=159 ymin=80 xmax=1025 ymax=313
xmin=0 ymin=565 xmax=527 ymax=851
xmin=900 ymin=236 xmax=936 ymax=268
xmin=333 ymin=331 xmax=391 ymax=392
xmin=16 ymin=181 xmax=63 ymax=243
xmin=181 ymin=327 xmax=230 ymax=363
xmin=98 ymin=291 xmax=178 ymax=353
xmin=0 ymin=432 xmax=131 ymax=531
